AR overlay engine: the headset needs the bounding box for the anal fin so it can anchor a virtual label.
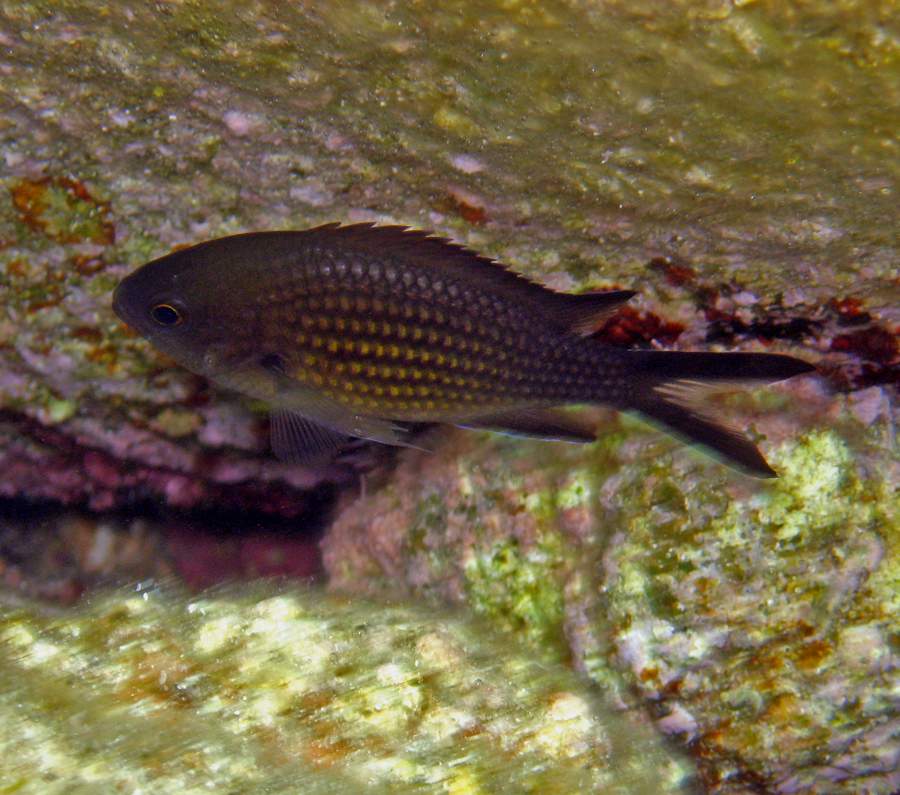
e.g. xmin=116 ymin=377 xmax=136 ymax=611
xmin=458 ymin=407 xmax=596 ymax=444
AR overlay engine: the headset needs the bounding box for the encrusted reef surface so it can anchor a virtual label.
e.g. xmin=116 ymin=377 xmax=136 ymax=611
xmin=0 ymin=584 xmax=696 ymax=793
xmin=1 ymin=1 xmax=898 ymax=792
xmin=324 ymin=386 xmax=899 ymax=793
xmin=1 ymin=0 xmax=897 ymax=511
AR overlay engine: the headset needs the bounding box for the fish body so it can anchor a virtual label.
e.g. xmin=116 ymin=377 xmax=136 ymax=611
xmin=113 ymin=223 xmax=814 ymax=475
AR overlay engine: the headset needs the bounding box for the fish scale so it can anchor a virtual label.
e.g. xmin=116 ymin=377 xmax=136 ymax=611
xmin=269 ymin=274 xmax=583 ymax=414
xmin=113 ymin=223 xmax=815 ymax=475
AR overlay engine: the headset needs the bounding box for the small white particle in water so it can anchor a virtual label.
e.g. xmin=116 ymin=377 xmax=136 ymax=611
xmin=450 ymin=154 xmax=485 ymax=174
xmin=732 ymin=290 xmax=758 ymax=306
xmin=223 ymin=110 xmax=258 ymax=136
xmin=657 ymin=703 xmax=698 ymax=737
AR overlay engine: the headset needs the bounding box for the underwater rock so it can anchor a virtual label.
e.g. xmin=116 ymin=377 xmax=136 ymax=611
xmin=0 ymin=584 xmax=695 ymax=793
xmin=0 ymin=506 xmax=323 ymax=603
xmin=0 ymin=0 xmax=897 ymax=510
xmin=323 ymin=385 xmax=899 ymax=793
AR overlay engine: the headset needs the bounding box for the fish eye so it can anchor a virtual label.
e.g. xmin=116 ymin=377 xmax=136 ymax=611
xmin=150 ymin=303 xmax=183 ymax=326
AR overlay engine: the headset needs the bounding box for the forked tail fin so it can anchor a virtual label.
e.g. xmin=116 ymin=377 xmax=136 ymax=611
xmin=624 ymin=350 xmax=815 ymax=477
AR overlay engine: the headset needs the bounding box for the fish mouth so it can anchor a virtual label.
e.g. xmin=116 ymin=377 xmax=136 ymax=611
xmin=111 ymin=277 xmax=140 ymax=332
xmin=111 ymin=280 xmax=128 ymax=323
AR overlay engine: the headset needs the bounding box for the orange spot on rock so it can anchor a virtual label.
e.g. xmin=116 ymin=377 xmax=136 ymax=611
xmin=73 ymin=253 xmax=106 ymax=275
xmin=10 ymin=176 xmax=115 ymax=245
xmin=649 ymin=256 xmax=696 ymax=286
xmin=793 ymin=639 xmax=833 ymax=672
xmin=71 ymin=326 xmax=104 ymax=343
xmin=445 ymin=186 xmax=488 ymax=224
xmin=5 ymin=259 xmax=27 ymax=278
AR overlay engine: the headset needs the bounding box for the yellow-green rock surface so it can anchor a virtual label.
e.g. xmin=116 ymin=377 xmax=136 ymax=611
xmin=0 ymin=585 xmax=695 ymax=794
xmin=325 ymin=389 xmax=899 ymax=793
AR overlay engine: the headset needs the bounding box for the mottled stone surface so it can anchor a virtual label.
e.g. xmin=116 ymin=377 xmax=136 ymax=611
xmin=0 ymin=585 xmax=695 ymax=793
xmin=324 ymin=384 xmax=899 ymax=793
xmin=1 ymin=0 xmax=896 ymax=510
xmin=1 ymin=2 xmax=897 ymax=791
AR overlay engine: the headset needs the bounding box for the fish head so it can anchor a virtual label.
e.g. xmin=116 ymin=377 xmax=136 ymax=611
xmin=113 ymin=241 xmax=237 ymax=377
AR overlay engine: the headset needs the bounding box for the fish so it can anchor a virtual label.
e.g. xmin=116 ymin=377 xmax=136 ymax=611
xmin=112 ymin=223 xmax=815 ymax=476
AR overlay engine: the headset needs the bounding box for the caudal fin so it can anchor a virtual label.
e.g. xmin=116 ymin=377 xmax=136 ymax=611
xmin=625 ymin=350 xmax=815 ymax=477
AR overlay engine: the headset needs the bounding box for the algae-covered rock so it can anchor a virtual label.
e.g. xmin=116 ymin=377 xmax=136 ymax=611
xmin=0 ymin=585 xmax=695 ymax=794
xmin=324 ymin=385 xmax=899 ymax=793
xmin=1 ymin=0 xmax=897 ymax=510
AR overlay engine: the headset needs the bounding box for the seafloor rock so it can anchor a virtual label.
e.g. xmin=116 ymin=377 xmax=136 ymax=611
xmin=0 ymin=505 xmax=324 ymax=603
xmin=323 ymin=384 xmax=899 ymax=794
xmin=1 ymin=0 xmax=897 ymax=511
xmin=0 ymin=585 xmax=696 ymax=794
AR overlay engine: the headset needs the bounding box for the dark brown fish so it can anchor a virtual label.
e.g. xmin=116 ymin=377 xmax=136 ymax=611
xmin=112 ymin=223 xmax=815 ymax=475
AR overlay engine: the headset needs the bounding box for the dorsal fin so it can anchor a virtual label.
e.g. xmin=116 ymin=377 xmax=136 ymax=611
xmin=299 ymin=223 xmax=635 ymax=336
xmin=548 ymin=289 xmax=636 ymax=336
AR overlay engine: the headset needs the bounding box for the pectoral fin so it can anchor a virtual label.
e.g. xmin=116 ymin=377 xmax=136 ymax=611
xmin=270 ymin=409 xmax=348 ymax=465
xmin=458 ymin=407 xmax=596 ymax=443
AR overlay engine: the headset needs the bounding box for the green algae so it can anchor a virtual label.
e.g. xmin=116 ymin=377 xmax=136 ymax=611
xmin=464 ymin=534 xmax=568 ymax=655
xmin=0 ymin=584 xmax=695 ymax=794
xmin=325 ymin=395 xmax=899 ymax=791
